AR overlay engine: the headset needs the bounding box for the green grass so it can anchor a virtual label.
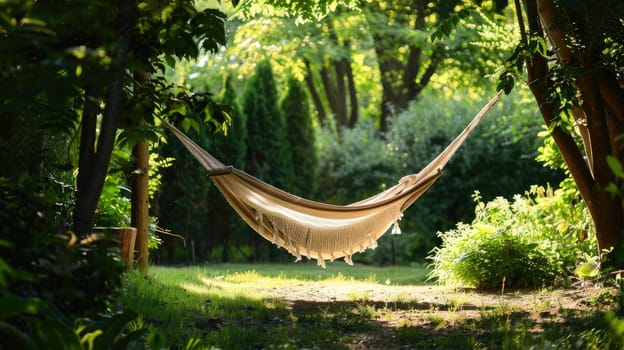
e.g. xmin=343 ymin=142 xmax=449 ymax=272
xmin=172 ymin=261 xmax=429 ymax=285
xmin=120 ymin=263 xmax=426 ymax=348
xmin=120 ymin=263 xmax=624 ymax=349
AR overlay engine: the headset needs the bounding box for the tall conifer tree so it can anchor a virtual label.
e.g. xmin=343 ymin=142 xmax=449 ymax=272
xmin=281 ymin=76 xmax=319 ymax=198
xmin=243 ymin=61 xmax=294 ymax=190
xmin=154 ymin=125 xmax=213 ymax=263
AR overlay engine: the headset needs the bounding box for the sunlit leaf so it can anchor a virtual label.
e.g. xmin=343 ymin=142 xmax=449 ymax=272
xmin=575 ymin=261 xmax=600 ymax=279
xmin=606 ymin=155 xmax=624 ymax=179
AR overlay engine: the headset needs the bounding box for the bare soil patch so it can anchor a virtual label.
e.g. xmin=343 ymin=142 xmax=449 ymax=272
xmin=258 ymin=282 xmax=609 ymax=349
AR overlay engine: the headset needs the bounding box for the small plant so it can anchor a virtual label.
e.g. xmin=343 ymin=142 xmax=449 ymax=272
xmin=429 ymin=186 xmax=596 ymax=289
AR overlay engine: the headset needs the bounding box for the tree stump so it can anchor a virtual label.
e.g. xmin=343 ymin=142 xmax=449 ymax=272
xmin=116 ymin=227 xmax=137 ymax=268
xmin=92 ymin=227 xmax=137 ymax=268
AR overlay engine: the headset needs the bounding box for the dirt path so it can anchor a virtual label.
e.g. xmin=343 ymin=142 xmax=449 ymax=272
xmin=257 ymin=281 xmax=608 ymax=349
xmin=259 ymin=280 xmax=600 ymax=310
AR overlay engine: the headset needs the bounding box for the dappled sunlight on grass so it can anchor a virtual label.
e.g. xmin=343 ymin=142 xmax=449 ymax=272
xmin=120 ymin=264 xmax=620 ymax=349
xmin=183 ymin=262 xmax=430 ymax=285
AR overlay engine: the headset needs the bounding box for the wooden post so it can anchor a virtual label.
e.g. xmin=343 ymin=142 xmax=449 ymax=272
xmin=117 ymin=227 xmax=137 ymax=267
xmin=132 ymin=132 xmax=150 ymax=273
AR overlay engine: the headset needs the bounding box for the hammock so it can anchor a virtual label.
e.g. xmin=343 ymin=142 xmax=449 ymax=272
xmin=164 ymin=91 xmax=502 ymax=267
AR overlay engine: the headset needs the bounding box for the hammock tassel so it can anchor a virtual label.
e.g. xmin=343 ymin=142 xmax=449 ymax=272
xmin=344 ymin=254 xmax=353 ymax=266
xmin=317 ymin=252 xmax=326 ymax=268
xmin=293 ymin=242 xmax=302 ymax=262
xmin=391 ymin=218 xmax=402 ymax=235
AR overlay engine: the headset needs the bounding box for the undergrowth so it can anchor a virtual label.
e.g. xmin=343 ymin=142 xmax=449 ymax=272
xmin=428 ymin=185 xmax=597 ymax=289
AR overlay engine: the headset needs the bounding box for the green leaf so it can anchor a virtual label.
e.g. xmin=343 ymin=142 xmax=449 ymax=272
xmin=80 ymin=329 xmax=103 ymax=350
xmin=607 ymin=155 xmax=624 ymax=179
xmin=575 ymin=261 xmax=600 ymax=279
xmin=93 ymin=311 xmax=138 ymax=349
xmin=0 ymin=295 xmax=44 ymax=319
xmin=430 ymin=8 xmax=474 ymax=42
xmin=164 ymin=55 xmax=176 ymax=68
xmin=605 ymin=182 xmax=619 ymax=196
xmin=32 ymin=319 xmax=82 ymax=350
xmin=497 ymin=74 xmax=514 ymax=94
xmin=182 ymin=118 xmax=200 ymax=134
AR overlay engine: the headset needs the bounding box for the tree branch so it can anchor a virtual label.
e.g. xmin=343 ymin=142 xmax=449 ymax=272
xmin=303 ymin=59 xmax=327 ymax=124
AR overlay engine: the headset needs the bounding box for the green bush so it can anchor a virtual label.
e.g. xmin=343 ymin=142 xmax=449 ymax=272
xmin=0 ymin=175 xmax=162 ymax=349
xmin=0 ymin=176 xmax=126 ymax=317
xmin=431 ymin=222 xmax=559 ymax=289
xmin=429 ymin=186 xmax=597 ymax=289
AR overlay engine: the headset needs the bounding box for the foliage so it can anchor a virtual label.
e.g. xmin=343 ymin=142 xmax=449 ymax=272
xmin=392 ymin=88 xmax=560 ymax=224
xmin=156 ymin=1 xmax=552 ymax=266
xmin=152 ymin=124 xmax=214 ymax=264
xmin=214 ymin=75 xmax=248 ymax=170
xmin=203 ymin=74 xmax=250 ymax=263
xmin=606 ymin=155 xmax=624 ymax=198
xmin=0 ymin=176 xmax=125 ymax=316
xmin=241 ymin=60 xmax=295 ymax=261
xmin=281 ymin=76 xmax=319 ymax=198
xmin=189 ymin=0 xmax=516 ymax=132
xmin=0 ymin=174 xmax=162 ymax=348
xmin=236 ymin=0 xmax=353 ymax=22
xmin=317 ymin=87 xmax=562 ymax=264
xmin=497 ymin=0 xmax=624 ymax=255
xmin=0 ymin=0 xmax=230 ymax=236
xmin=316 ymin=119 xmax=396 ymax=205
xmin=429 ymin=185 xmax=597 ymax=289
xmin=243 ymin=60 xmax=294 ymax=190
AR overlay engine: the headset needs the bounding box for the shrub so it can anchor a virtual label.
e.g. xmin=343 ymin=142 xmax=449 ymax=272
xmin=430 ymin=222 xmax=559 ymax=289
xmin=0 ymin=176 xmax=126 ymax=317
xmin=429 ymin=186 xmax=597 ymax=289
xmin=0 ymin=175 xmax=160 ymax=349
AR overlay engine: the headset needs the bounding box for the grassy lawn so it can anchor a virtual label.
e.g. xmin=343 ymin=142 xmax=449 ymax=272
xmin=121 ymin=263 xmax=624 ymax=349
xmin=165 ymin=261 xmax=431 ymax=284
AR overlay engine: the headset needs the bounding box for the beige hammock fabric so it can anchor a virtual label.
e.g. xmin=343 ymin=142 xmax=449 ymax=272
xmin=164 ymin=91 xmax=502 ymax=267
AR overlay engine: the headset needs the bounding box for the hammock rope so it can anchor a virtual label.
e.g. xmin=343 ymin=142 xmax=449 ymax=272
xmin=164 ymin=91 xmax=502 ymax=267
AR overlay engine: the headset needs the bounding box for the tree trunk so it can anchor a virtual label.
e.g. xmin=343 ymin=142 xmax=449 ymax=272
xmin=117 ymin=227 xmax=137 ymax=267
xmin=131 ymin=130 xmax=150 ymax=273
xmin=73 ymin=68 xmax=124 ymax=236
xmin=520 ymin=0 xmax=624 ymax=256
xmin=73 ymin=2 xmax=131 ymax=236
xmin=368 ymin=1 xmax=440 ymax=131
xmin=303 ymin=17 xmax=358 ymax=129
xmin=304 ymin=59 xmax=327 ymax=124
